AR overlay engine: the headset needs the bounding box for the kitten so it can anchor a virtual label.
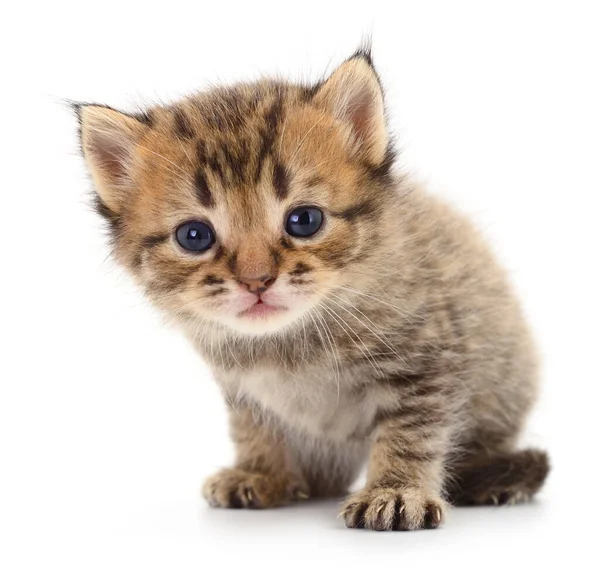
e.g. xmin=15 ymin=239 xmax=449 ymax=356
xmin=76 ymin=48 xmax=548 ymax=531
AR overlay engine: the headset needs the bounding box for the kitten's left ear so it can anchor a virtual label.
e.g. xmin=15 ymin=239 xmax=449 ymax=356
xmin=76 ymin=104 xmax=146 ymax=215
xmin=313 ymin=51 xmax=388 ymax=165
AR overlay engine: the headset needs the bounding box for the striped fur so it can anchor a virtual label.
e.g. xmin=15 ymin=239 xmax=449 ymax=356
xmin=78 ymin=50 xmax=548 ymax=531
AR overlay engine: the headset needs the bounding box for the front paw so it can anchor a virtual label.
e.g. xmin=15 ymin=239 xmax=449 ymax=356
xmin=341 ymin=487 xmax=447 ymax=531
xmin=202 ymin=468 xmax=309 ymax=509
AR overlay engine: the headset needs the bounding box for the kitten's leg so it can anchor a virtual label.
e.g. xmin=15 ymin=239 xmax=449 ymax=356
xmin=447 ymin=448 xmax=549 ymax=506
xmin=341 ymin=407 xmax=452 ymax=531
xmin=202 ymin=403 xmax=308 ymax=509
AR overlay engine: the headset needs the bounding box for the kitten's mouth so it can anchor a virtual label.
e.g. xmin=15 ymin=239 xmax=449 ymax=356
xmin=238 ymin=298 xmax=287 ymax=319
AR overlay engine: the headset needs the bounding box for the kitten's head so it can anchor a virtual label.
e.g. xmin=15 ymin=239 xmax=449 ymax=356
xmin=78 ymin=51 xmax=397 ymax=336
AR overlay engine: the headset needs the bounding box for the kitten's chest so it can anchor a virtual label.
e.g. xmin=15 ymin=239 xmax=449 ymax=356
xmin=218 ymin=365 xmax=384 ymax=442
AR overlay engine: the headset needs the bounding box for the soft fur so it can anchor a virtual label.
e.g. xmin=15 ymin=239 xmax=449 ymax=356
xmin=77 ymin=48 xmax=549 ymax=531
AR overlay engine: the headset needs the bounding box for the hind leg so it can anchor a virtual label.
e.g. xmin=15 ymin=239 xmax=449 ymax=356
xmin=447 ymin=447 xmax=550 ymax=506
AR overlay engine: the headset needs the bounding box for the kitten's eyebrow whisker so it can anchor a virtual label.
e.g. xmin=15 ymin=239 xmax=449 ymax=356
xmin=173 ymin=134 xmax=195 ymax=166
xmin=288 ymin=111 xmax=328 ymax=167
xmin=307 ymin=160 xmax=330 ymax=172
xmin=277 ymin=113 xmax=288 ymax=158
xmin=136 ymin=144 xmax=190 ymax=180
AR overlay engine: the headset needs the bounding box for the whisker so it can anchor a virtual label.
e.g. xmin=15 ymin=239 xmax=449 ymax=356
xmin=317 ymin=298 xmax=385 ymax=379
xmin=288 ymin=111 xmax=327 ymax=166
xmin=136 ymin=144 xmax=190 ymax=180
xmin=314 ymin=308 xmax=341 ymax=406
xmin=333 ymin=285 xmax=421 ymax=323
xmin=307 ymin=309 xmax=340 ymax=397
xmin=324 ymin=293 xmax=409 ymax=369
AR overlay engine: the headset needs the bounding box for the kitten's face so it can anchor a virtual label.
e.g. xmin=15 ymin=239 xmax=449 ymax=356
xmin=79 ymin=54 xmax=394 ymax=336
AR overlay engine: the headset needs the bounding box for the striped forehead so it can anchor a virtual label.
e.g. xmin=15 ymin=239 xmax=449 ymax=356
xmin=182 ymin=105 xmax=286 ymax=193
xmin=172 ymin=98 xmax=291 ymax=227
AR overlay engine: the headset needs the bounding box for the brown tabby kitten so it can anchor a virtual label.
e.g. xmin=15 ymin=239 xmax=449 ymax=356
xmin=77 ymin=49 xmax=548 ymax=531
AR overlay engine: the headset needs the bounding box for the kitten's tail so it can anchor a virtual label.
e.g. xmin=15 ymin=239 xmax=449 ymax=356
xmin=448 ymin=449 xmax=550 ymax=505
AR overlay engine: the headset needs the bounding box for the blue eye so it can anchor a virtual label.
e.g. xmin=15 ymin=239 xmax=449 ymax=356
xmin=175 ymin=221 xmax=215 ymax=252
xmin=285 ymin=207 xmax=323 ymax=238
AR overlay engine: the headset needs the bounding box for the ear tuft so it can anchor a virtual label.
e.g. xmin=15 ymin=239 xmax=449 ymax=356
xmin=77 ymin=104 xmax=146 ymax=214
xmin=313 ymin=52 xmax=388 ymax=165
xmin=347 ymin=41 xmax=375 ymax=69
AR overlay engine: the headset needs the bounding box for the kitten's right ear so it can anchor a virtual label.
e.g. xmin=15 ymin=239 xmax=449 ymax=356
xmin=76 ymin=104 xmax=146 ymax=214
xmin=312 ymin=51 xmax=388 ymax=165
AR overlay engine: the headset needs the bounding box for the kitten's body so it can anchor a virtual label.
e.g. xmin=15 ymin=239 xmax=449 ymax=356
xmin=191 ymin=186 xmax=541 ymax=504
xmin=78 ymin=50 xmax=548 ymax=530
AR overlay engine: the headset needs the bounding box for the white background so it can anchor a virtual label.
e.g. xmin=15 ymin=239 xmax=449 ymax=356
xmin=2 ymin=1 xmax=599 ymax=576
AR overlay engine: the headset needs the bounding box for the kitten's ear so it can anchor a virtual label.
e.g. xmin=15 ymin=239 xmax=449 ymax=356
xmin=77 ymin=104 xmax=146 ymax=214
xmin=313 ymin=52 xmax=388 ymax=165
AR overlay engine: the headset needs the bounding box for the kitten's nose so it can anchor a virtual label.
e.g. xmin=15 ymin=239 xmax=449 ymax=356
xmin=238 ymin=274 xmax=277 ymax=294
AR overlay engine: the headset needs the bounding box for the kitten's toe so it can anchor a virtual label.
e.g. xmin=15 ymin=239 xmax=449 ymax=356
xmin=341 ymin=487 xmax=447 ymax=531
xmin=202 ymin=468 xmax=308 ymax=509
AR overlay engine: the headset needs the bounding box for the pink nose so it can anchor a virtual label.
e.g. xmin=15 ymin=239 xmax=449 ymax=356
xmin=238 ymin=274 xmax=277 ymax=294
